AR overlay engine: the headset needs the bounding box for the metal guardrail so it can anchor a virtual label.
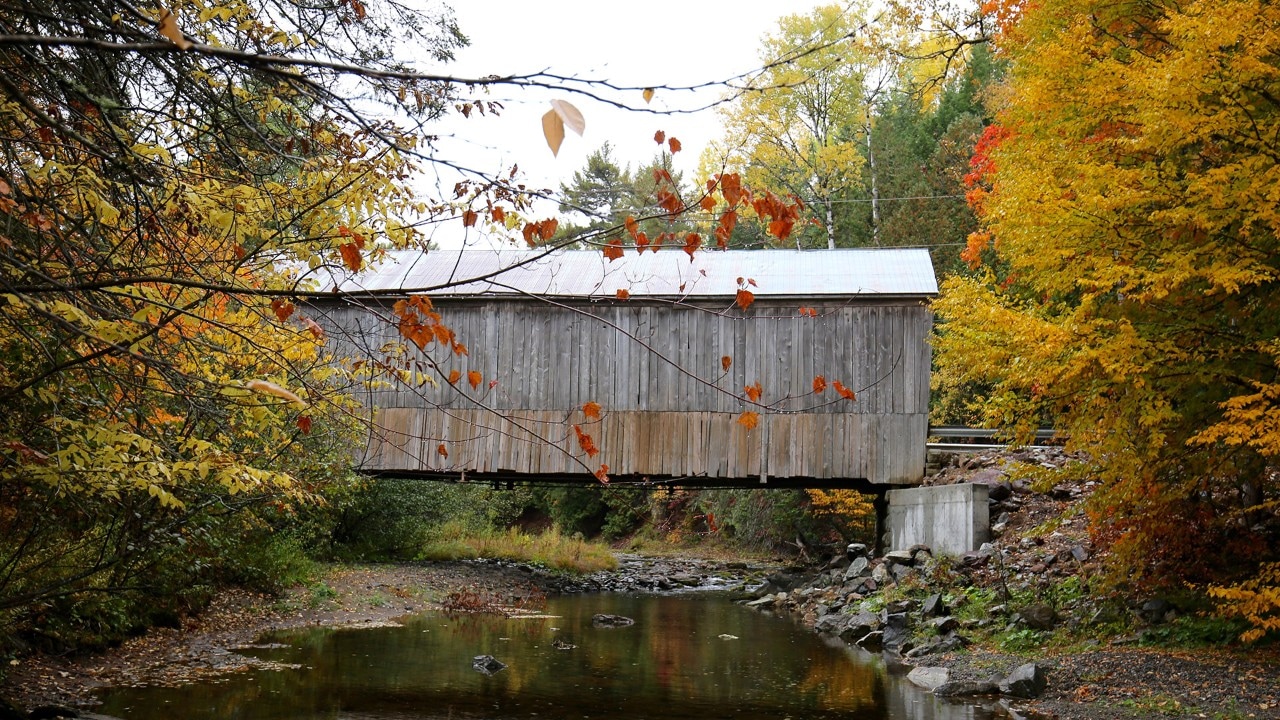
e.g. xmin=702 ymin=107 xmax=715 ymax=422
xmin=927 ymin=426 xmax=1060 ymax=442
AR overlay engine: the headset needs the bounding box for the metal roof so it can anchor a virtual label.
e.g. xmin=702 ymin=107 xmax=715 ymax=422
xmin=305 ymin=247 xmax=938 ymax=299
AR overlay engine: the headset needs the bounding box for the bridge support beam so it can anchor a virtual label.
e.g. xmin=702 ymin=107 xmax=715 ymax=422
xmin=886 ymin=483 xmax=989 ymax=556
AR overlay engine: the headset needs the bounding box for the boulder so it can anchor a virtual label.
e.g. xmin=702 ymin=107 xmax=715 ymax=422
xmin=884 ymin=550 xmax=915 ymax=565
xmin=921 ymin=593 xmax=948 ymax=618
xmin=846 ymin=543 xmax=869 ymax=559
xmin=1017 ymin=603 xmax=1058 ymax=630
xmin=814 ymin=612 xmax=848 ymax=635
xmin=592 ymin=613 xmax=636 ymax=628
xmin=1141 ymin=598 xmax=1173 ymax=624
xmin=929 ymin=616 xmax=959 ymax=634
xmin=871 ymin=562 xmax=892 ymax=584
xmin=839 ymin=610 xmax=882 ymax=641
xmin=882 ymin=612 xmax=910 ymax=651
xmin=907 ymin=666 xmax=951 ymax=692
xmin=843 ymin=556 xmax=870 ymax=580
xmin=934 ymin=680 xmax=1000 ymax=697
xmin=999 ymin=663 xmax=1047 ymax=699
xmin=472 ymin=655 xmax=507 ymax=675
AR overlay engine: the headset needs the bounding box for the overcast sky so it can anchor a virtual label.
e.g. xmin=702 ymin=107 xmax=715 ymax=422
xmin=427 ymin=1 xmax=832 ymax=189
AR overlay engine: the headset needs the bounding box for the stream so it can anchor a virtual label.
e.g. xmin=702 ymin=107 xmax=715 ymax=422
xmin=95 ymin=593 xmax=998 ymax=719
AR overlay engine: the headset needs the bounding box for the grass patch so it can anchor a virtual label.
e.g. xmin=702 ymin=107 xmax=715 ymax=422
xmin=418 ymin=522 xmax=617 ymax=574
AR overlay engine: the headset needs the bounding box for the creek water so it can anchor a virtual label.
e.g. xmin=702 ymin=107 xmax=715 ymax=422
xmin=95 ymin=593 xmax=996 ymax=719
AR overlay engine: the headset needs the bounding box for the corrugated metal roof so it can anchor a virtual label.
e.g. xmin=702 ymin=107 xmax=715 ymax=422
xmin=306 ymin=247 xmax=937 ymax=299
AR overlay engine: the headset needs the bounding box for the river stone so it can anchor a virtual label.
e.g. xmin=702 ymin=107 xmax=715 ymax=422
xmin=839 ymin=610 xmax=881 ymax=641
xmin=999 ymin=663 xmax=1047 ymax=698
xmin=929 ymin=616 xmax=959 ymax=634
xmin=592 ymin=613 xmax=636 ymax=628
xmin=934 ymin=680 xmax=1000 ymax=697
xmin=472 ymin=655 xmax=507 ymax=675
xmin=846 ymin=543 xmax=869 ymax=559
xmin=907 ymin=666 xmax=950 ymax=691
xmin=871 ymin=562 xmax=891 ymax=584
xmin=814 ymin=612 xmax=848 ymax=635
xmin=670 ymin=573 xmax=700 ymax=586
xmin=843 ymin=556 xmax=870 ymax=580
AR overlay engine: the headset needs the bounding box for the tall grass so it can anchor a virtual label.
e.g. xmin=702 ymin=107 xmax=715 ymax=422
xmin=418 ymin=521 xmax=618 ymax=574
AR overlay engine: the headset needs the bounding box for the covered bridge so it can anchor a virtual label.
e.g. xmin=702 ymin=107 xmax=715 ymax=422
xmin=312 ymin=248 xmax=937 ymax=489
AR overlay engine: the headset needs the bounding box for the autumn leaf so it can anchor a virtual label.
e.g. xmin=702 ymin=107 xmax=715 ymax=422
xmin=448 ymin=369 xmax=461 ymax=384
xmin=595 ymin=464 xmax=610 ymax=483
xmin=832 ymin=380 xmax=855 ymax=401
xmin=737 ymin=411 xmax=760 ymax=430
xmin=721 ymin=355 xmax=732 ymax=372
xmin=798 ymin=306 xmax=818 ymax=317
xmin=574 ymin=425 xmax=599 ymax=458
xmin=244 ymin=379 xmax=307 ymax=408
xmin=467 ymin=370 xmax=482 ymax=390
xmin=720 ymin=173 xmax=743 ymax=206
xmin=668 ymin=137 xmax=682 ymax=153
xmin=744 ymin=382 xmax=762 ymax=403
xmin=338 ymin=241 xmax=362 ymax=272
xmin=682 ymin=233 xmax=701 ymax=260
xmin=654 ymin=130 xmax=666 ymax=144
xmin=582 ymin=401 xmax=602 ymax=420
xmin=735 ymin=289 xmax=755 ymax=311
xmin=491 ymin=206 xmax=506 ymax=223
xmin=270 ymin=299 xmax=295 ymax=322
xmin=616 ymin=288 xmax=630 ymax=300
xmin=296 ymin=415 xmax=312 ymax=434
xmin=437 ymin=443 xmax=449 ymax=459
xmin=813 ymin=375 xmax=827 ymax=393
xmin=462 ymin=209 xmax=478 ymax=227
xmin=543 ymin=99 xmax=585 ymax=156
xmin=603 ymin=239 xmax=624 ymax=261
xmin=643 ymin=88 xmax=655 ymax=103
xmin=302 ymin=317 xmax=324 ymax=339
xmin=157 ymin=7 xmax=193 ymax=50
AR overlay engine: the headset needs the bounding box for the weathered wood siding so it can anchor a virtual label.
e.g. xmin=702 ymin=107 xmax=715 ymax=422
xmin=314 ymin=297 xmax=931 ymax=485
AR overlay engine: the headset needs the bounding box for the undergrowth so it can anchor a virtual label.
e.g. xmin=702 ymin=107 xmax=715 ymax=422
xmin=417 ymin=522 xmax=618 ymax=574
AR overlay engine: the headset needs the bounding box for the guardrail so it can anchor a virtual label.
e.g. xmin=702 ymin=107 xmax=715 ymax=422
xmin=927 ymin=426 xmax=1060 ymax=443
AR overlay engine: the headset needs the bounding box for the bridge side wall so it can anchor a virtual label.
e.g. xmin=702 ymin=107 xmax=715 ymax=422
xmin=314 ymin=297 xmax=931 ymax=485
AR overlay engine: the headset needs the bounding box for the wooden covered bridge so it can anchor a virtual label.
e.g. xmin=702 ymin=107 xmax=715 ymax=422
xmin=311 ymin=248 xmax=938 ymax=490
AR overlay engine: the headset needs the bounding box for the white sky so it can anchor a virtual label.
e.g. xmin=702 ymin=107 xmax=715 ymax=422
xmin=425 ymin=1 xmax=826 ymax=199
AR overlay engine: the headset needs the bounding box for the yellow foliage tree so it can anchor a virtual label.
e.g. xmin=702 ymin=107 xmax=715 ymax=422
xmin=934 ymin=0 xmax=1280 ymax=595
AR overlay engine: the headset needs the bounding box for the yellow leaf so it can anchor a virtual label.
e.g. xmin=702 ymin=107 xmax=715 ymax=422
xmin=157 ymin=8 xmax=193 ymax=50
xmin=643 ymin=88 xmax=655 ymax=104
xmin=243 ymin=379 xmax=307 ymax=408
xmin=736 ymin=411 xmax=759 ymax=429
xmin=542 ymin=109 xmax=565 ymax=156
xmin=550 ymin=98 xmax=586 ymax=137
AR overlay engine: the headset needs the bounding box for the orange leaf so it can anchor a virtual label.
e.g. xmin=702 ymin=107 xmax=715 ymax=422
xmin=338 ymin=242 xmax=362 ymax=272
xmin=271 ymin=299 xmax=295 ymax=322
xmin=654 ymin=130 xmax=666 ymax=144
xmin=813 ymin=375 xmax=827 ymax=393
xmin=635 ymin=232 xmax=649 ymax=253
xmin=833 ymin=380 xmax=856 ymax=401
xmin=574 ymin=425 xmax=599 ymax=458
xmin=595 ymin=464 xmax=610 ymax=483
xmin=616 ymin=288 xmax=631 ymax=300
xmin=798 ymin=306 xmax=818 ymax=318
xmin=744 ymin=382 xmax=762 ymax=403
xmin=296 ymin=415 xmax=312 ymax=434
xmin=467 ymin=370 xmax=482 ymax=390
xmin=683 ymin=233 xmax=701 ymax=261
xmin=583 ymin=401 xmax=602 ymax=420
xmin=157 ymin=7 xmax=193 ymax=49
xmin=668 ymin=137 xmax=682 ymax=153
xmin=448 ymin=369 xmax=461 ymax=384
xmin=736 ymin=411 xmax=759 ymax=430
xmin=721 ymin=355 xmax=732 ymax=372
xmin=642 ymin=88 xmax=655 ymax=104
xmin=700 ymin=195 xmax=717 ymax=212
xmin=437 ymin=443 xmax=449 ymax=459
xmin=302 ymin=317 xmax=325 ymax=339
xmin=603 ymin=239 xmax=624 ymax=261
xmin=624 ymin=215 xmax=639 ymax=238
xmin=491 ymin=206 xmax=506 ymax=223
xmin=720 ymin=173 xmax=743 ymax=206
xmin=735 ymin=289 xmax=755 ymax=311
xmin=462 ymin=209 xmax=478 ymax=227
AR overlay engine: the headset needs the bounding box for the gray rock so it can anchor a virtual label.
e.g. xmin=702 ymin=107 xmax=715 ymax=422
xmin=855 ymin=630 xmax=883 ymax=650
xmin=921 ymin=593 xmax=948 ymax=618
xmin=592 ymin=613 xmax=636 ymax=628
xmin=1070 ymin=545 xmax=1090 ymax=562
xmin=744 ymin=595 xmax=774 ymax=607
xmin=885 ymin=599 xmax=919 ymax=614
xmin=844 ymin=556 xmax=870 ymax=580
xmin=882 ymin=612 xmax=910 ymax=650
xmin=934 ymin=680 xmax=1000 ymax=697
xmin=999 ymin=663 xmax=1047 ymax=698
xmin=846 ymin=543 xmax=869 ymax=559
xmin=930 ymin=616 xmax=959 ymax=634
xmin=884 ymin=550 xmax=915 ymax=565
xmin=890 ymin=563 xmax=917 ymax=581
xmin=871 ymin=562 xmax=891 ymax=584
xmin=814 ymin=612 xmax=848 ymax=635
xmin=839 ymin=610 xmax=882 ymax=641
xmin=1018 ymin=603 xmax=1058 ymax=630
xmin=907 ymin=666 xmax=951 ymax=691
xmin=472 ymin=655 xmax=507 ymax=675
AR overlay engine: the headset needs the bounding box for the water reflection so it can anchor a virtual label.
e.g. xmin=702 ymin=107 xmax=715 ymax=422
xmin=96 ymin=594 xmax=996 ymax=720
